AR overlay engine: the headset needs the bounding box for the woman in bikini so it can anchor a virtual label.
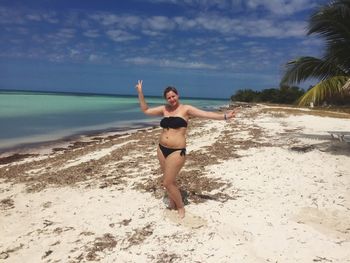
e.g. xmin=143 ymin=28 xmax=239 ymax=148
xmin=135 ymin=80 xmax=237 ymax=218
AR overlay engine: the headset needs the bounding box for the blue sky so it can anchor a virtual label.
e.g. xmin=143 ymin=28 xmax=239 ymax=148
xmin=0 ymin=0 xmax=327 ymax=98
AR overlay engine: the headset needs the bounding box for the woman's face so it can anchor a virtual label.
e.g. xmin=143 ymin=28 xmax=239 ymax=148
xmin=165 ymin=91 xmax=179 ymax=107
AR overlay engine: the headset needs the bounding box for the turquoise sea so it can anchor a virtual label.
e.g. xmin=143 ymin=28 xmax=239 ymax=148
xmin=0 ymin=90 xmax=228 ymax=151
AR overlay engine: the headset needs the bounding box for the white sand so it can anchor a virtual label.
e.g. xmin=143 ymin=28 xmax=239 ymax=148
xmin=1 ymin=105 xmax=350 ymax=262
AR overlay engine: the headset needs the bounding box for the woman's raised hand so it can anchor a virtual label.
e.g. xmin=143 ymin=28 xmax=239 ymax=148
xmin=225 ymin=107 xmax=240 ymax=120
xmin=135 ymin=80 xmax=143 ymax=93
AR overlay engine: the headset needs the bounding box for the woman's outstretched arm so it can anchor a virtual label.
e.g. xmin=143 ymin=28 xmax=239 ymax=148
xmin=186 ymin=105 xmax=237 ymax=120
xmin=135 ymin=80 xmax=163 ymax=116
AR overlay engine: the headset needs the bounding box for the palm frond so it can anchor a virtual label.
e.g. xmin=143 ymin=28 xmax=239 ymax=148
xmin=308 ymin=0 xmax=350 ymax=71
xmin=343 ymin=77 xmax=350 ymax=90
xmin=280 ymin=57 xmax=346 ymax=85
xmin=280 ymin=0 xmax=350 ymax=105
xmin=298 ymin=75 xmax=349 ymax=106
xmin=308 ymin=1 xmax=350 ymax=38
xmin=324 ymin=43 xmax=350 ymax=73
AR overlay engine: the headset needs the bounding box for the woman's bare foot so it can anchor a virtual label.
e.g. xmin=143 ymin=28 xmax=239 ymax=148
xmin=178 ymin=207 xmax=185 ymax=219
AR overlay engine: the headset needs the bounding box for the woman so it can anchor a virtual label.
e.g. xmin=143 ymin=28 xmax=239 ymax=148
xmin=135 ymin=80 xmax=237 ymax=218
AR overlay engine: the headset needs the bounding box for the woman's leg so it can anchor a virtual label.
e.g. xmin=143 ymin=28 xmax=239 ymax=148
xmin=162 ymin=152 xmax=186 ymax=218
xmin=157 ymin=146 xmax=176 ymax=209
xmin=157 ymin=145 xmax=166 ymax=172
xmin=157 ymin=146 xmax=174 ymax=208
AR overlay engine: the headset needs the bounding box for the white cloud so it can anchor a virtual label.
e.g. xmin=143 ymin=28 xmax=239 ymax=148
xmin=0 ymin=3 xmax=322 ymax=69
xmin=12 ymin=27 xmax=30 ymax=35
xmin=0 ymin=7 xmax=25 ymax=24
xmin=161 ymin=60 xmax=217 ymax=69
xmin=83 ymin=29 xmax=100 ymax=38
xmin=62 ymin=10 xmax=308 ymax=41
xmin=69 ymin=49 xmax=80 ymax=56
xmin=145 ymin=0 xmax=317 ymax=15
xmin=146 ymin=0 xmax=242 ymax=10
xmin=244 ymin=19 xmax=307 ymax=38
xmin=0 ymin=7 xmax=58 ymax=25
xmin=48 ymin=53 xmax=65 ymax=62
xmin=26 ymin=14 xmax=42 ymax=21
xmin=121 ymin=15 xmax=141 ymax=28
xmin=89 ymin=13 xmax=140 ymax=28
xmin=249 ymin=46 xmax=268 ymax=54
xmin=41 ymin=12 xmax=59 ymax=24
xmin=89 ymin=54 xmax=99 ymax=61
xmin=89 ymin=13 xmax=176 ymax=34
xmin=301 ymin=37 xmax=323 ymax=47
xmin=125 ymin=56 xmax=217 ymax=69
xmin=173 ymin=15 xmax=306 ymax=38
xmin=145 ymin=16 xmax=176 ymax=31
xmin=45 ymin=28 xmax=76 ymax=45
xmin=88 ymin=53 xmax=108 ymax=63
xmin=174 ymin=16 xmax=197 ymax=29
xmin=142 ymin=29 xmax=163 ymax=36
xmin=56 ymin=28 xmax=76 ymax=39
xmin=25 ymin=11 xmax=58 ymax=23
xmin=246 ymin=0 xmax=317 ymax=15
xmin=90 ymin=13 xmax=119 ymax=26
xmin=106 ymin=29 xmax=138 ymax=42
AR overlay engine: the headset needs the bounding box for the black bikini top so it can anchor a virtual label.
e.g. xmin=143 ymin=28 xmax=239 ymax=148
xmin=160 ymin=116 xmax=188 ymax=129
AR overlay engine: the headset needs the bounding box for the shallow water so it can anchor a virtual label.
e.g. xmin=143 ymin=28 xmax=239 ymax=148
xmin=0 ymin=90 xmax=227 ymax=150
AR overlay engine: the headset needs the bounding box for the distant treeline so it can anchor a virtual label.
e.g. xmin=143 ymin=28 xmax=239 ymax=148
xmin=231 ymin=85 xmax=305 ymax=104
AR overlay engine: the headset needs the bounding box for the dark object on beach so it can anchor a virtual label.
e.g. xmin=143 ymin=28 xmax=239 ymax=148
xmin=180 ymin=189 xmax=189 ymax=205
xmin=42 ymin=250 xmax=53 ymax=259
xmin=0 ymin=252 xmax=9 ymax=259
xmin=69 ymin=141 xmax=94 ymax=149
xmin=228 ymin=102 xmax=253 ymax=108
xmin=84 ymin=167 xmax=93 ymax=173
xmin=52 ymin=147 xmax=67 ymax=152
xmin=0 ymin=198 xmax=15 ymax=210
xmin=0 ymin=153 xmax=37 ymax=165
xmin=290 ymin=145 xmax=315 ymax=153
xmin=163 ymin=189 xmax=189 ymax=208
xmin=191 ymin=192 xmax=216 ymax=200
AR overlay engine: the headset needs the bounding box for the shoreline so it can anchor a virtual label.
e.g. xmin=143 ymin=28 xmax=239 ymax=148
xmin=0 ymin=90 xmax=228 ymax=155
xmin=1 ymin=104 xmax=350 ymax=262
xmin=0 ymin=103 xmax=228 ymax=157
xmin=0 ymin=120 xmax=160 ymax=157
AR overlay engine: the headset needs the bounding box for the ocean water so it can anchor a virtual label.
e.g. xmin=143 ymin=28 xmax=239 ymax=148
xmin=0 ymin=90 xmax=228 ymax=151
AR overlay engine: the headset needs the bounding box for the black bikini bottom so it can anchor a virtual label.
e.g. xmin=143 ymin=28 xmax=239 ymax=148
xmin=159 ymin=144 xmax=186 ymax=158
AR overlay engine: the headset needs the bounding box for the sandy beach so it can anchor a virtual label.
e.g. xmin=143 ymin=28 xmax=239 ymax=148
xmin=1 ymin=104 xmax=350 ymax=262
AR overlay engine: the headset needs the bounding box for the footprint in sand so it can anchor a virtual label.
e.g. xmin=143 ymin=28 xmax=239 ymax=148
xmin=293 ymin=207 xmax=350 ymax=240
xmin=164 ymin=209 xmax=207 ymax=229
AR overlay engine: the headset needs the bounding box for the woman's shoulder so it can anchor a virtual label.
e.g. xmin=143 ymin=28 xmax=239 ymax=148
xmin=180 ymin=104 xmax=192 ymax=110
xmin=181 ymin=104 xmax=198 ymax=111
xmin=157 ymin=104 xmax=166 ymax=110
xmin=178 ymin=104 xmax=190 ymax=113
xmin=180 ymin=104 xmax=197 ymax=118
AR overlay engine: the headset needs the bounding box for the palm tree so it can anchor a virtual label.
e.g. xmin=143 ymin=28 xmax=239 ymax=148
xmin=281 ymin=0 xmax=350 ymax=106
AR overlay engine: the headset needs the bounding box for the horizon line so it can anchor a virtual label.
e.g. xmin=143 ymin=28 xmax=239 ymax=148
xmin=0 ymin=88 xmax=229 ymax=101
